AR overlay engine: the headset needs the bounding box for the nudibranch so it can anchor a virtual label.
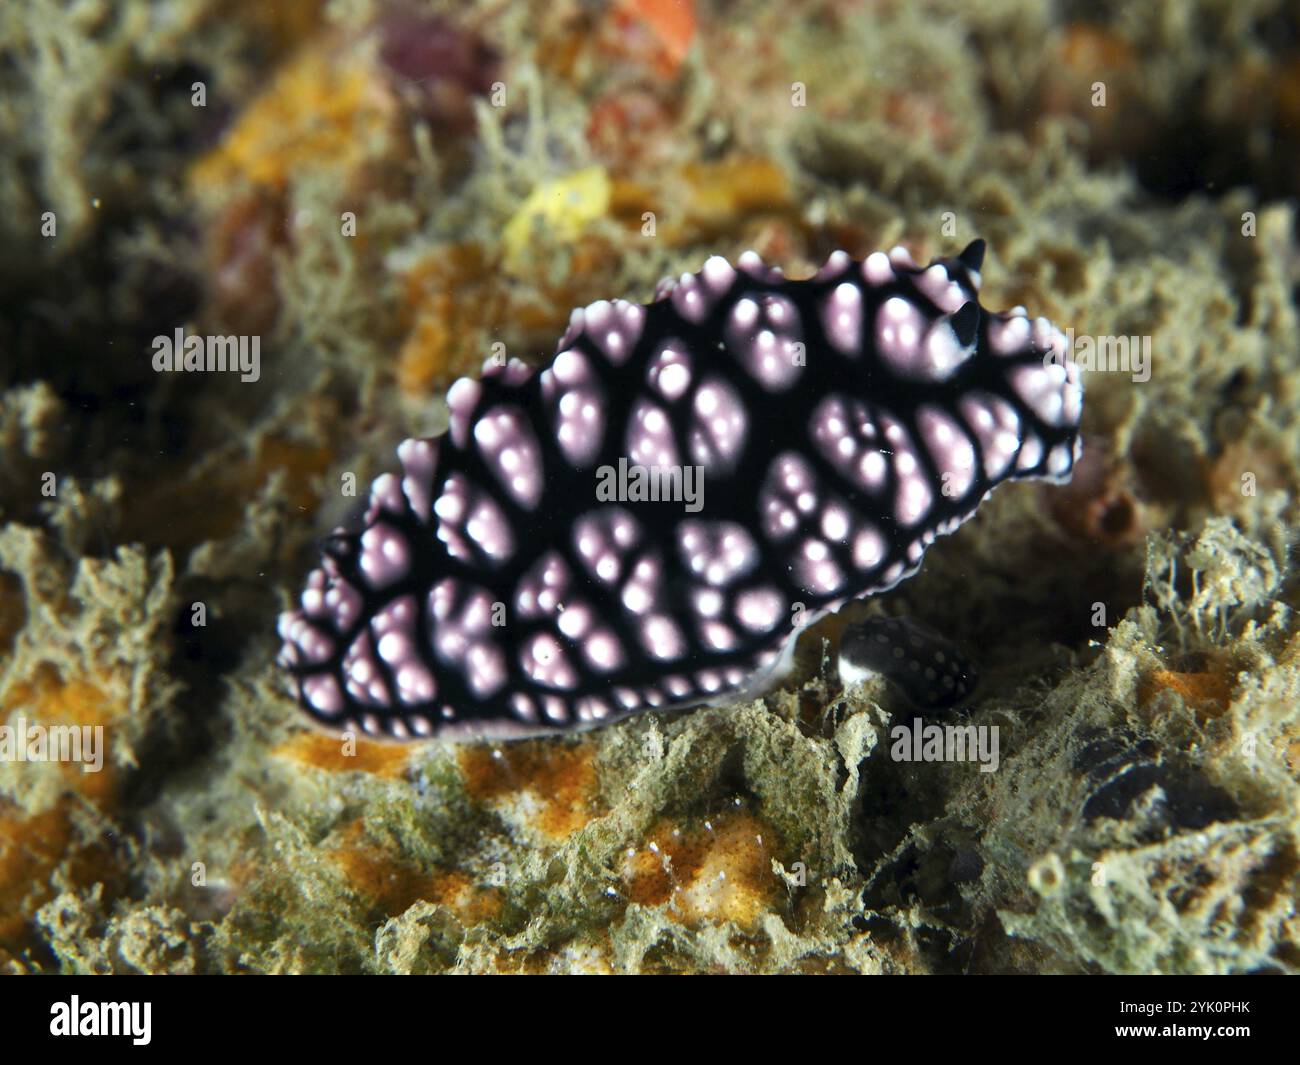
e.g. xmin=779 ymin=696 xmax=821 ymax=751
xmin=838 ymin=615 xmax=977 ymax=709
xmin=278 ymin=240 xmax=1083 ymax=740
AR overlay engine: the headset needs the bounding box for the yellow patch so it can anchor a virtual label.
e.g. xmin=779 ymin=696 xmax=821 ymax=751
xmin=191 ymin=48 xmax=395 ymax=195
xmin=274 ymin=732 xmax=413 ymax=780
xmin=503 ymin=168 xmax=612 ymax=272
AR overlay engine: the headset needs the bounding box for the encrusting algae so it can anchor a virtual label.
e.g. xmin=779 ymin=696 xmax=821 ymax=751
xmin=621 ymin=805 xmax=783 ymax=931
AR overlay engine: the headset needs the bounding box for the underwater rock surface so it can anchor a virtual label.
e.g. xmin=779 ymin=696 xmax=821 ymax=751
xmin=1 ymin=0 xmax=1298 ymax=974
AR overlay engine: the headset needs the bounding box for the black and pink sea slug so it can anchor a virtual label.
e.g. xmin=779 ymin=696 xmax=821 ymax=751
xmin=277 ymin=241 xmax=1083 ymax=740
